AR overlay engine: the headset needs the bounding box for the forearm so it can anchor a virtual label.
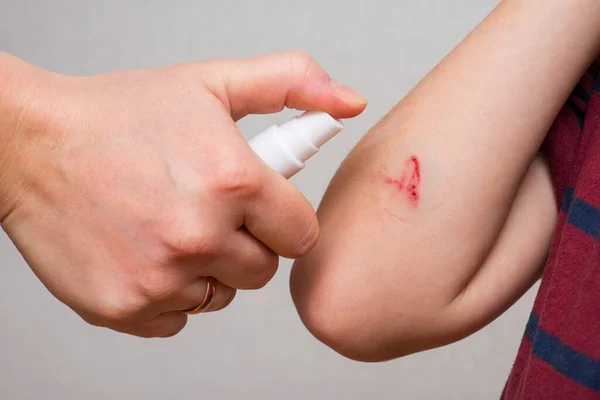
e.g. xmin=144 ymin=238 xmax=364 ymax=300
xmin=291 ymin=0 xmax=599 ymax=360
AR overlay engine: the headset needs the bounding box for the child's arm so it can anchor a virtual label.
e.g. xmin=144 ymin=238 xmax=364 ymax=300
xmin=290 ymin=0 xmax=600 ymax=362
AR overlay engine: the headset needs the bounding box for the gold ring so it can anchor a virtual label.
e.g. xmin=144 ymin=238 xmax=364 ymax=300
xmin=185 ymin=277 xmax=217 ymax=315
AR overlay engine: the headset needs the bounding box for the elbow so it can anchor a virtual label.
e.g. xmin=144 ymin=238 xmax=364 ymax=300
xmin=290 ymin=273 xmax=395 ymax=362
xmin=289 ymin=276 xmax=386 ymax=362
xmin=290 ymin=254 xmax=457 ymax=363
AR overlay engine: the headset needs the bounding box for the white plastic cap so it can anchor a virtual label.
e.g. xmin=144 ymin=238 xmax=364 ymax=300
xmin=248 ymin=111 xmax=344 ymax=178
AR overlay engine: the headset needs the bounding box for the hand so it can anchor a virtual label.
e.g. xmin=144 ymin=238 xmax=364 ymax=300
xmin=0 ymin=51 xmax=366 ymax=337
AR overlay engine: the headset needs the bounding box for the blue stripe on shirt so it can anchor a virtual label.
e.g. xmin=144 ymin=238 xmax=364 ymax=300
xmin=561 ymin=187 xmax=600 ymax=239
xmin=572 ymin=85 xmax=591 ymax=101
xmin=526 ymin=312 xmax=600 ymax=392
xmin=594 ymin=74 xmax=600 ymax=92
xmin=561 ymin=186 xmax=575 ymax=212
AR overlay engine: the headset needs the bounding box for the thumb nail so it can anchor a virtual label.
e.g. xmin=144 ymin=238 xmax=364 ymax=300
xmin=330 ymin=79 xmax=367 ymax=105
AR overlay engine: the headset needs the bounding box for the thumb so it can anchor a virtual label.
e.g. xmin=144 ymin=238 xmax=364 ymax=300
xmin=202 ymin=51 xmax=367 ymax=121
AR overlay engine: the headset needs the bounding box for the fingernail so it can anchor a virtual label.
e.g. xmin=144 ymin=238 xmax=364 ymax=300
xmin=330 ymin=79 xmax=367 ymax=105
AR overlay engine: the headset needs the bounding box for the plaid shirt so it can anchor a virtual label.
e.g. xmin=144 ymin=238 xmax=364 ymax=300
xmin=502 ymin=63 xmax=600 ymax=399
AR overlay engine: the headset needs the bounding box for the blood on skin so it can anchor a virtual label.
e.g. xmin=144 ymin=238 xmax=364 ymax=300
xmin=384 ymin=156 xmax=421 ymax=207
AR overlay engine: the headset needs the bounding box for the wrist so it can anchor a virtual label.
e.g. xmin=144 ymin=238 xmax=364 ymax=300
xmin=0 ymin=53 xmax=56 ymax=222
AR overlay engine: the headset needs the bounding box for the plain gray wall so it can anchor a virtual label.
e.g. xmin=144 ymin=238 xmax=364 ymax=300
xmin=0 ymin=1 xmax=539 ymax=399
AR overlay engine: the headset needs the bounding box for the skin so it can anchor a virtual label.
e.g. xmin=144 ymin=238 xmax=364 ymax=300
xmin=0 ymin=51 xmax=366 ymax=338
xmin=291 ymin=0 xmax=600 ymax=362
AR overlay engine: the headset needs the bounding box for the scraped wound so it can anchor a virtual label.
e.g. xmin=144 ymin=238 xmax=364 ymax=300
xmin=384 ymin=156 xmax=421 ymax=207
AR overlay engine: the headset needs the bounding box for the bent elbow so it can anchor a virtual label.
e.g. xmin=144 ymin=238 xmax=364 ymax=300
xmin=290 ymin=271 xmax=394 ymax=362
xmin=290 ymin=256 xmax=454 ymax=363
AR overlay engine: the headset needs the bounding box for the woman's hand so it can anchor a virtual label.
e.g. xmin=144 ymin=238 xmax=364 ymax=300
xmin=0 ymin=51 xmax=366 ymax=338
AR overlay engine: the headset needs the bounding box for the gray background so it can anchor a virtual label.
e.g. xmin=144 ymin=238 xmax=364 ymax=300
xmin=0 ymin=1 xmax=538 ymax=399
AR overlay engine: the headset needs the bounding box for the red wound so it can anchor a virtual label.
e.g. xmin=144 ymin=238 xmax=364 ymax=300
xmin=384 ymin=156 xmax=421 ymax=207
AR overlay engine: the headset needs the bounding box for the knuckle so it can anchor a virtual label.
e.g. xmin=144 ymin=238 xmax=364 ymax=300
xmin=284 ymin=50 xmax=318 ymax=87
xmin=97 ymin=303 xmax=134 ymax=326
xmin=284 ymin=50 xmax=316 ymax=72
xmin=244 ymin=256 xmax=279 ymax=289
xmin=136 ymin=269 xmax=179 ymax=302
xmin=158 ymin=317 xmax=187 ymax=338
xmin=159 ymin=326 xmax=184 ymax=338
xmin=163 ymin=227 xmax=220 ymax=257
xmin=218 ymin=290 xmax=237 ymax=310
xmin=80 ymin=313 xmax=104 ymax=328
xmin=247 ymin=270 xmax=276 ymax=290
xmin=289 ymin=216 xmax=320 ymax=258
xmin=215 ymin=158 xmax=262 ymax=198
xmin=96 ymin=293 xmax=147 ymax=326
xmin=156 ymin=207 xmax=222 ymax=258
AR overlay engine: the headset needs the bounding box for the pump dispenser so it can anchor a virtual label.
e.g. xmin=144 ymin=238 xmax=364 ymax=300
xmin=248 ymin=111 xmax=344 ymax=178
